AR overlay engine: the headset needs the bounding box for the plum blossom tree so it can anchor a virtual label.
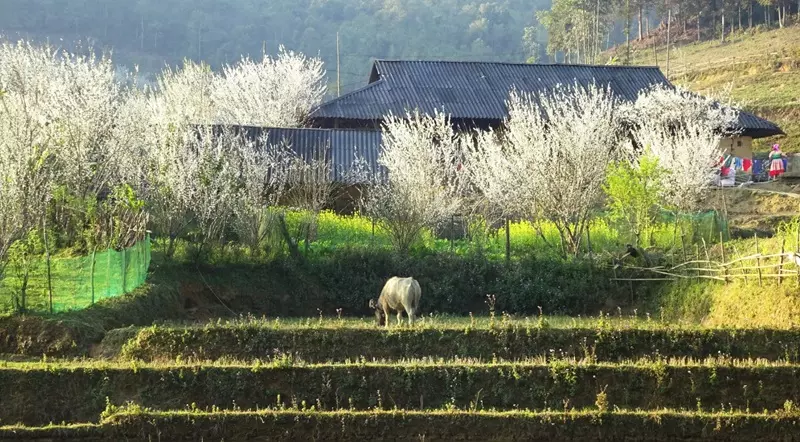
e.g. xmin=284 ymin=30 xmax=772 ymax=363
xmin=365 ymin=111 xmax=467 ymax=253
xmin=0 ymin=40 xmax=141 ymax=263
xmin=625 ymin=84 xmax=740 ymax=212
xmin=134 ymin=50 xmax=325 ymax=258
xmin=466 ymin=84 xmax=623 ymax=256
xmin=213 ymin=47 xmax=327 ymax=127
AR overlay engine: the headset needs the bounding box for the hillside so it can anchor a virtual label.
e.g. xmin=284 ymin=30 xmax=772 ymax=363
xmin=619 ymin=25 xmax=800 ymax=153
xmin=0 ymin=0 xmax=545 ymax=93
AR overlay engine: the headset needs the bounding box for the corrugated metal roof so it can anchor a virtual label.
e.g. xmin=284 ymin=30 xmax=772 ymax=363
xmin=310 ymin=60 xmax=783 ymax=138
xmin=233 ymin=126 xmax=382 ymax=183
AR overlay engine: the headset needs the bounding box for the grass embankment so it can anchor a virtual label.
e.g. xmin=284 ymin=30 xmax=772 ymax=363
xmin=4 ymin=409 xmax=800 ymax=441
xmin=116 ymin=318 xmax=800 ymax=363
xmin=627 ymin=25 xmax=800 ymax=152
xmin=2 ymin=358 xmax=800 ymax=426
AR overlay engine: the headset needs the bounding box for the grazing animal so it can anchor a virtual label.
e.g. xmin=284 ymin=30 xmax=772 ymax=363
xmin=369 ymin=277 xmax=421 ymax=328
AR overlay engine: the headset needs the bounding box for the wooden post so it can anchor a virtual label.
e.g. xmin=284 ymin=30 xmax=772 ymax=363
xmin=720 ymin=232 xmax=728 ymax=284
xmin=721 ymin=193 xmax=730 ymax=240
xmin=694 ymin=244 xmax=700 ymax=278
xmin=755 ymin=233 xmax=763 ymax=287
xmin=43 ymin=218 xmax=53 ymax=314
xmin=90 ymin=246 xmax=97 ymax=304
xmin=779 ymin=238 xmax=786 ymax=286
xmin=121 ymin=246 xmax=127 ymax=293
xmin=733 ymin=245 xmax=747 ymax=283
xmin=680 ymin=224 xmax=688 ymax=263
xmin=796 ymin=224 xmax=800 ymax=284
xmin=505 ymin=217 xmax=511 ymax=264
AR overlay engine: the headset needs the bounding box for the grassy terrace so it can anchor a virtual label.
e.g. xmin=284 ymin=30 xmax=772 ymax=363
xmin=3 ymin=357 xmax=800 ymax=426
xmin=114 ymin=316 xmax=800 ymax=363
xmin=4 ymin=409 xmax=800 ymax=441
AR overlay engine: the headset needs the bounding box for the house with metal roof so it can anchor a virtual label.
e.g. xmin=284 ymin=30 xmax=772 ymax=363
xmin=229 ymin=125 xmax=383 ymax=184
xmin=309 ymin=60 xmax=784 ymax=158
xmin=225 ymin=125 xmax=383 ymax=212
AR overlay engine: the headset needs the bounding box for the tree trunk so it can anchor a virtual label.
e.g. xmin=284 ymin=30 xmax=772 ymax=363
xmin=697 ymin=12 xmax=702 ymax=41
xmin=638 ymin=5 xmax=644 ymax=40
xmin=749 ymin=1 xmax=753 ymax=28
xmin=738 ymin=1 xmax=743 ymax=30
xmin=626 ymin=0 xmax=631 ymax=63
xmin=666 ymin=8 xmax=671 ymax=76
xmin=721 ymin=10 xmax=726 ymax=42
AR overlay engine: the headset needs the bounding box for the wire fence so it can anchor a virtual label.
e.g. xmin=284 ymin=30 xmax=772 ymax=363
xmin=0 ymin=236 xmax=151 ymax=314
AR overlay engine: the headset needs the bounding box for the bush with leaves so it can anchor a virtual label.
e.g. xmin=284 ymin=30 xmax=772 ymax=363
xmin=604 ymin=153 xmax=665 ymax=247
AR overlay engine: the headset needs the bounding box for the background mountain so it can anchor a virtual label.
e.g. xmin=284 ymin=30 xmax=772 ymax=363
xmin=2 ymin=0 xmax=797 ymax=94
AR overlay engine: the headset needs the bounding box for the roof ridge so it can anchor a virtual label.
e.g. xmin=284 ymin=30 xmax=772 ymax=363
xmin=373 ymin=59 xmax=661 ymax=70
xmin=311 ymin=79 xmax=386 ymax=113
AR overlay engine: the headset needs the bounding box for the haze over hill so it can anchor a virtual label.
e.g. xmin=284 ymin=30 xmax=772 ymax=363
xmin=2 ymin=0 xmax=797 ymax=93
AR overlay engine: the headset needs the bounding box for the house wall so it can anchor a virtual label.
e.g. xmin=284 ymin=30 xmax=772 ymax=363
xmin=719 ymin=136 xmax=753 ymax=158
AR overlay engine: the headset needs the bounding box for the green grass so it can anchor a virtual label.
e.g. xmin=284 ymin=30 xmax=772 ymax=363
xmin=3 ymin=359 xmax=800 ymax=426
xmin=116 ymin=318 xmax=800 ymax=364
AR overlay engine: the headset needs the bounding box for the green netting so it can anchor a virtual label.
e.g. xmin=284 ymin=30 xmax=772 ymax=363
xmin=658 ymin=210 xmax=730 ymax=243
xmin=0 ymin=236 xmax=151 ymax=314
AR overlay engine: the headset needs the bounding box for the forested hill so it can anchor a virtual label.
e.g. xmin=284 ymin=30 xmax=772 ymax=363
xmin=0 ymin=0 xmax=547 ymax=92
xmin=1 ymin=0 xmax=797 ymax=95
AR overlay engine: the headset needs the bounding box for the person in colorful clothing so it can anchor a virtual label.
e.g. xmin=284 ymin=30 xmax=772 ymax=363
xmin=769 ymin=144 xmax=786 ymax=180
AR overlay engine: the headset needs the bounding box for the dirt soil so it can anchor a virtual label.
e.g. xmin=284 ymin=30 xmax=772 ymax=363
xmin=703 ymin=180 xmax=800 ymax=235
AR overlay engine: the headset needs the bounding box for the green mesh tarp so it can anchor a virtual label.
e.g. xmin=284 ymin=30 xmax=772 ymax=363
xmin=658 ymin=210 xmax=729 ymax=243
xmin=0 ymin=236 xmax=151 ymax=314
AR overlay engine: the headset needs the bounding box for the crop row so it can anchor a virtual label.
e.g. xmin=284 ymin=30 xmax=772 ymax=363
xmin=4 ymin=409 xmax=800 ymax=441
xmin=119 ymin=323 xmax=800 ymax=362
xmin=3 ymin=361 xmax=800 ymax=426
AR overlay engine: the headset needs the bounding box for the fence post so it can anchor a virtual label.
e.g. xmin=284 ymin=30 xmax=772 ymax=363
xmin=694 ymin=244 xmax=700 ymax=279
xmin=680 ymin=225 xmax=688 ymax=263
xmin=733 ymin=245 xmax=747 ymax=284
xmin=755 ymin=233 xmax=763 ymax=287
xmin=779 ymin=238 xmax=786 ymax=286
xmin=43 ymin=218 xmax=53 ymax=314
xmin=105 ymin=245 xmax=111 ymax=299
xmin=121 ymin=245 xmax=127 ymax=293
xmin=796 ymin=225 xmax=800 ymax=285
xmin=505 ymin=217 xmax=511 ymax=264
xmin=90 ymin=246 xmax=97 ymax=305
xmin=450 ymin=215 xmax=454 ymax=253
xmin=720 ymin=231 xmax=728 ymax=284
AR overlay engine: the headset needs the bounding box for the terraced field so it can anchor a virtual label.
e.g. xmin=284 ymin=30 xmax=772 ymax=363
xmin=4 ymin=317 xmax=800 ymax=440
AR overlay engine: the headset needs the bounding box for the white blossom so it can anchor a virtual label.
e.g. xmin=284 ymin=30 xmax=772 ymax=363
xmin=466 ymin=83 xmax=622 ymax=255
xmin=213 ymin=47 xmax=326 ymax=127
xmin=365 ymin=111 xmax=467 ymax=252
xmin=627 ymin=84 xmax=740 ymax=212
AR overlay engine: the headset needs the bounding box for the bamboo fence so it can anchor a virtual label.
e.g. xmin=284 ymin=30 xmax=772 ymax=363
xmin=611 ymin=237 xmax=800 ymax=287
